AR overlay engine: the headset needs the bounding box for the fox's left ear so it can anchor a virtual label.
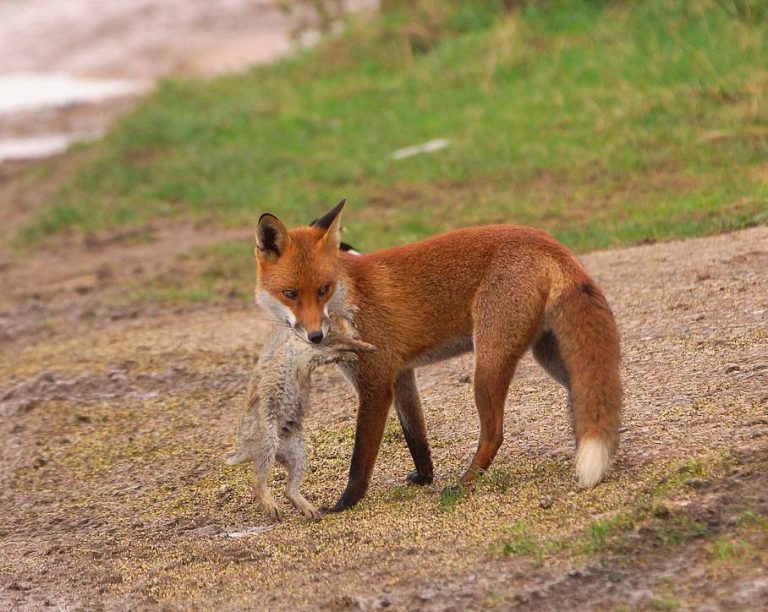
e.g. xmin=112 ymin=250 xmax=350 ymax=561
xmin=255 ymin=213 xmax=289 ymax=261
xmin=316 ymin=199 xmax=345 ymax=254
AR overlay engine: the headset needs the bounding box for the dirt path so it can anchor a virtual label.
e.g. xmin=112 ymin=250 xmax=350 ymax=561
xmin=1 ymin=224 xmax=766 ymax=610
xmin=0 ymin=0 xmax=286 ymax=164
xmin=0 ymin=0 xmax=377 ymax=163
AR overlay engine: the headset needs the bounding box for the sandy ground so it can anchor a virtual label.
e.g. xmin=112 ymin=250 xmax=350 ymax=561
xmin=0 ymin=174 xmax=766 ymax=609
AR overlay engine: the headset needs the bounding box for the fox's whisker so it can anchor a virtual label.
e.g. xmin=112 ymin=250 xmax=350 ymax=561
xmin=251 ymin=313 xmax=292 ymax=328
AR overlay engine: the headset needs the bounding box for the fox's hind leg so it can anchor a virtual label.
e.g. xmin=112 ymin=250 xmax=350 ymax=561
xmin=532 ymin=329 xmax=569 ymax=388
xmin=277 ymin=428 xmax=321 ymax=520
xmin=460 ymin=274 xmax=546 ymax=487
xmin=461 ymin=350 xmax=520 ymax=486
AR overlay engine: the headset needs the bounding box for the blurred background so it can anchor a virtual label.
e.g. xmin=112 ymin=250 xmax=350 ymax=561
xmin=0 ymin=0 xmax=376 ymax=161
xmin=1 ymin=0 xmax=767 ymax=303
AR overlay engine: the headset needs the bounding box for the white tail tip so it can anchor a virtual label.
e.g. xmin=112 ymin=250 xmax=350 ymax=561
xmin=576 ymin=438 xmax=611 ymax=488
xmin=225 ymin=453 xmax=247 ymax=466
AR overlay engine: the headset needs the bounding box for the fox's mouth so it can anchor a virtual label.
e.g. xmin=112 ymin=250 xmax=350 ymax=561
xmin=290 ymin=320 xmax=331 ymax=345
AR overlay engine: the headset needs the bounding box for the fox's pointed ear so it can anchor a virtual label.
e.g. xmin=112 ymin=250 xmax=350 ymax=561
xmin=255 ymin=213 xmax=289 ymax=261
xmin=318 ymin=199 xmax=345 ymax=254
xmin=313 ymin=199 xmax=346 ymax=231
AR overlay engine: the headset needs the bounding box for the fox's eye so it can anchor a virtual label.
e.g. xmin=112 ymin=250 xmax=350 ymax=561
xmin=318 ymin=284 xmax=331 ymax=297
xmin=282 ymin=289 xmax=298 ymax=300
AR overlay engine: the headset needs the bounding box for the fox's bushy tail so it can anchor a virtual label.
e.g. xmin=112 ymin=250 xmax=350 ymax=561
xmin=548 ymin=278 xmax=622 ymax=487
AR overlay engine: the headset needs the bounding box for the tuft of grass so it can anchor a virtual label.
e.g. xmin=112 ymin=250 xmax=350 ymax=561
xmin=20 ymin=0 xmax=768 ymax=256
xmin=575 ymin=504 xmax=710 ymax=557
xmin=500 ymin=522 xmax=557 ymax=564
xmin=652 ymin=514 xmax=711 ymax=547
xmin=575 ymin=454 xmax=732 ymax=556
xmin=439 ymin=483 xmax=467 ymax=512
xmin=739 ymin=509 xmax=768 ymax=530
xmin=654 ymin=458 xmax=710 ymax=496
xmin=579 ymin=511 xmax=637 ymax=556
xmin=388 ymin=485 xmax=419 ymax=502
xmin=711 ymin=537 xmax=740 ymax=561
xmin=650 ymin=595 xmax=681 ymax=611
xmin=477 ymin=467 xmax=517 ymax=493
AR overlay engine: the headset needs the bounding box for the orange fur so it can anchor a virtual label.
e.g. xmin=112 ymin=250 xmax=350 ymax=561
xmin=255 ymin=204 xmax=623 ymax=510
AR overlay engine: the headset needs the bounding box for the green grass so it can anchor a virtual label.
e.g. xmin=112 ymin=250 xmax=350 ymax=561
xmin=500 ymin=522 xmax=557 ymax=563
xmin=572 ymin=456 xmax=731 ymax=557
xmin=439 ymin=483 xmax=467 ymax=512
xmin=494 ymin=454 xmax=735 ymax=565
xmin=22 ymin=0 xmax=768 ymax=254
xmin=579 ymin=511 xmax=638 ymax=556
xmin=650 ymin=595 xmax=681 ymax=611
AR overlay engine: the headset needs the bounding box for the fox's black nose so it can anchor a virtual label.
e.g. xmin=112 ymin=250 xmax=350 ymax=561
xmin=308 ymin=331 xmax=324 ymax=344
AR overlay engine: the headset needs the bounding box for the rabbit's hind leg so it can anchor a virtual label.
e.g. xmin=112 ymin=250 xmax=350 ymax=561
xmin=252 ymin=428 xmax=282 ymax=521
xmin=277 ymin=429 xmax=321 ymax=520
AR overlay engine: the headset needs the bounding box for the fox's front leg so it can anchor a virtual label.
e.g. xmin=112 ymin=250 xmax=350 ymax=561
xmin=330 ymin=378 xmax=394 ymax=512
xmin=394 ymin=369 xmax=434 ymax=485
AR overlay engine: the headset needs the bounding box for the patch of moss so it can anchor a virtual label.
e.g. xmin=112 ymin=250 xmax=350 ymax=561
xmin=388 ymin=485 xmax=420 ymax=502
xmin=650 ymin=595 xmax=681 ymax=611
xmin=499 ymin=523 xmax=559 ymax=565
xmin=382 ymin=416 xmax=405 ymax=445
xmin=439 ymin=484 xmax=467 ymax=512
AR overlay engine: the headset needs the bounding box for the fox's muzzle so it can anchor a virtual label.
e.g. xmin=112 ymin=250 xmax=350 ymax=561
xmin=293 ymin=315 xmax=330 ymax=344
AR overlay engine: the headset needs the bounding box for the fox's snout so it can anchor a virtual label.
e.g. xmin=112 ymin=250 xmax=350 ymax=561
xmin=291 ymin=314 xmax=330 ymax=345
xmin=307 ymin=330 xmax=324 ymax=344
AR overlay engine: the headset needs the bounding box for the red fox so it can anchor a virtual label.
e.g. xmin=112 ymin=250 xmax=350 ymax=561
xmin=254 ymin=201 xmax=622 ymax=512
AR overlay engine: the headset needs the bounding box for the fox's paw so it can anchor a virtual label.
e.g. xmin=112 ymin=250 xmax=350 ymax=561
xmin=406 ymin=471 xmax=433 ymax=486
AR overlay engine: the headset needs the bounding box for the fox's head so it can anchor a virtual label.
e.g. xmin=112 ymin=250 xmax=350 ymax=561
xmin=255 ymin=200 xmax=346 ymax=344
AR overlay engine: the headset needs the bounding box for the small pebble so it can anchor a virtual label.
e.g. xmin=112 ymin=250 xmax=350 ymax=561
xmin=191 ymin=524 xmax=221 ymax=537
xmin=417 ymin=589 xmax=435 ymax=601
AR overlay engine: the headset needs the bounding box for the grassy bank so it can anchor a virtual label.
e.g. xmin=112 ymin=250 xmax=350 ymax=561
xmin=25 ymin=0 xmax=768 ymax=256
